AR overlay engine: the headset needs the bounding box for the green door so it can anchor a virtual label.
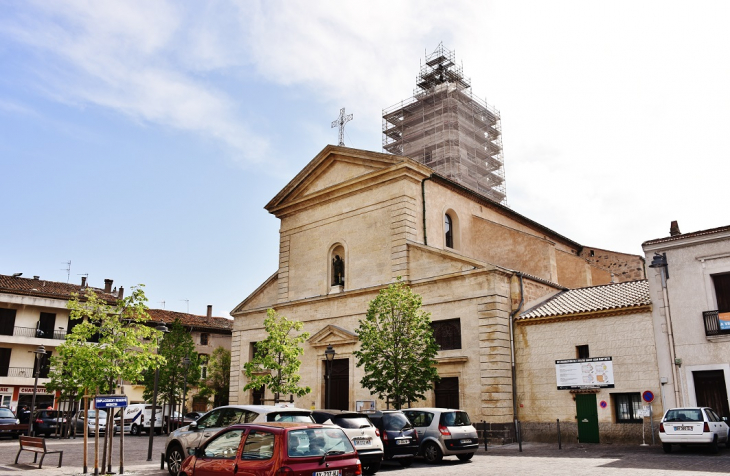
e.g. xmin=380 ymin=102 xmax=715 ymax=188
xmin=575 ymin=394 xmax=599 ymax=443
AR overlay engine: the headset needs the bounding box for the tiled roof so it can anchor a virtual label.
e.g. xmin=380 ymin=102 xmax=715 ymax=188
xmin=0 ymin=274 xmax=119 ymax=301
xmin=519 ymin=280 xmax=650 ymax=320
xmin=643 ymin=224 xmax=730 ymax=246
xmin=147 ymin=308 xmax=233 ymax=333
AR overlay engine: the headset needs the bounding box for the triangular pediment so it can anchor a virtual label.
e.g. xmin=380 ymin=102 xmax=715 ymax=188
xmin=266 ymin=145 xmax=413 ymax=214
xmin=231 ymin=272 xmax=278 ymax=315
xmin=308 ymin=324 xmax=359 ymax=348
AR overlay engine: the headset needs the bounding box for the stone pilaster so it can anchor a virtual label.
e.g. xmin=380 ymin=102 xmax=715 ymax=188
xmin=391 ymin=196 xmax=417 ymax=281
xmin=278 ymin=234 xmax=290 ymax=303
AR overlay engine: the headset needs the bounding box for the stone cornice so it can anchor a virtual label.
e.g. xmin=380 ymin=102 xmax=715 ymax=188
xmin=515 ymin=304 xmax=652 ymax=326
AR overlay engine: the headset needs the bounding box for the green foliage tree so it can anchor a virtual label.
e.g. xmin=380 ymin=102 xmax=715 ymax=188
xmin=243 ymin=309 xmax=311 ymax=402
xmin=354 ymin=278 xmax=440 ymax=409
xmin=49 ymin=285 xmax=165 ymax=398
xmin=198 ymin=346 xmax=231 ymax=407
xmin=142 ymin=320 xmax=200 ymax=419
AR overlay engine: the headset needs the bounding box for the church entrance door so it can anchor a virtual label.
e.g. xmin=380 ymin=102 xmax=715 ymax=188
xmin=324 ymin=358 xmax=349 ymax=410
xmin=434 ymin=377 xmax=460 ymax=409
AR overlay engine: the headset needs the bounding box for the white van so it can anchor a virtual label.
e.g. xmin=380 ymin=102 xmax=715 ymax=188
xmin=115 ymin=404 xmax=164 ymax=436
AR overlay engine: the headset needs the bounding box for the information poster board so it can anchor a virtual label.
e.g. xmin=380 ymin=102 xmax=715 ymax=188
xmin=555 ymin=357 xmax=614 ymax=390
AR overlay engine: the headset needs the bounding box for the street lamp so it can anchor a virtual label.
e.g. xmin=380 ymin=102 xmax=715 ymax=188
xmin=181 ymin=357 xmax=191 ymax=428
xmin=147 ymin=324 xmax=168 ymax=461
xmin=324 ymin=346 xmax=336 ymax=409
xmin=29 ymin=345 xmax=46 ymax=436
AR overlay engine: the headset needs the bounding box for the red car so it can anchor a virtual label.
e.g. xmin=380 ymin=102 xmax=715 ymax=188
xmin=178 ymin=422 xmax=362 ymax=476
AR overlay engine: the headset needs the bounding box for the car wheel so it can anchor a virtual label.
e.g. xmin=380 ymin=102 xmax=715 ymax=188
xmin=167 ymin=443 xmax=185 ymax=476
xmin=130 ymin=424 xmax=140 ymax=436
xmin=423 ymin=442 xmax=443 ymax=464
xmin=362 ymin=461 xmax=381 ymax=474
xmin=398 ymin=458 xmax=413 ymax=468
xmin=662 ymin=443 xmax=672 ymax=453
xmin=709 ymin=436 xmax=719 ymax=454
xmin=457 ymin=452 xmax=474 ymax=461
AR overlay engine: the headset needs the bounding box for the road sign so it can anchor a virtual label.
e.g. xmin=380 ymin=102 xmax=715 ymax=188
xmin=95 ymin=395 xmax=129 ymax=409
xmin=642 ymin=390 xmax=655 ymax=403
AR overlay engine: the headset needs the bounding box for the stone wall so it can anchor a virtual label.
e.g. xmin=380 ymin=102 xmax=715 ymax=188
xmin=580 ymin=247 xmax=646 ymax=282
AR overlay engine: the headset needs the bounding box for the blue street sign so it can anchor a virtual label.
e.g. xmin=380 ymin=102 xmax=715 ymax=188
xmin=95 ymin=395 xmax=129 ymax=409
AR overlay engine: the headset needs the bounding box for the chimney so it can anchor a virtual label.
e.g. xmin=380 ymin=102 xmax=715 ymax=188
xmin=207 ymin=305 xmax=213 ymax=318
xmin=118 ymin=286 xmax=124 ymax=299
xmin=81 ymin=276 xmax=87 ymax=287
xmin=104 ymin=279 xmax=113 ymax=293
xmin=670 ymin=221 xmax=681 ymax=236
xmin=33 ymin=276 xmax=40 ymax=280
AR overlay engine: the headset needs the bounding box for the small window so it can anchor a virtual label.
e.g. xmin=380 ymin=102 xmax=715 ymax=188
xmin=431 ymin=318 xmax=461 ymax=350
xmin=200 ymin=333 xmax=209 ymax=345
xmin=445 ymin=214 xmax=454 ymax=248
xmin=576 ymin=345 xmax=589 ymax=359
xmin=711 ymin=273 xmax=730 ymax=312
xmin=613 ymin=393 xmax=642 ymax=423
xmin=199 ymin=354 xmax=209 ymax=379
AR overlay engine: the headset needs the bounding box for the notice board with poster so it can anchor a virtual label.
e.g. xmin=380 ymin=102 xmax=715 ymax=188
xmin=555 ymin=357 xmax=614 ymax=390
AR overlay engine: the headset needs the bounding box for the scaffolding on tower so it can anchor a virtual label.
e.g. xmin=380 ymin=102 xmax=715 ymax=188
xmin=382 ymin=43 xmax=507 ymax=205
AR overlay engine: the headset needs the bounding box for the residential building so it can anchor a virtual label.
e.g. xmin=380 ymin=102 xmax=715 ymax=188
xmin=0 ymin=274 xmax=122 ymax=411
xmin=642 ymin=222 xmax=730 ymax=419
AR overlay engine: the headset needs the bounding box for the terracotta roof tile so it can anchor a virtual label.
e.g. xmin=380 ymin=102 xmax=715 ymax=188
xmin=643 ymin=224 xmax=730 ymax=246
xmin=0 ymin=274 xmax=119 ymax=301
xmin=146 ymin=308 xmax=233 ymax=332
xmin=519 ymin=280 xmax=650 ymax=320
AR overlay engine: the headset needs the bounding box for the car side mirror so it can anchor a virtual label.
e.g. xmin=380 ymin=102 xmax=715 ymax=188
xmin=194 ymin=447 xmax=205 ymax=457
xmin=189 ymin=421 xmax=199 ymax=431
xmin=722 ymin=416 xmax=728 ymax=422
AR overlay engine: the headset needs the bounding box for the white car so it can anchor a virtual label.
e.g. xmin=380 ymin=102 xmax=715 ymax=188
xmin=164 ymin=404 xmax=314 ymax=475
xmin=659 ymin=407 xmax=730 ymax=453
xmin=312 ymin=410 xmax=385 ymax=474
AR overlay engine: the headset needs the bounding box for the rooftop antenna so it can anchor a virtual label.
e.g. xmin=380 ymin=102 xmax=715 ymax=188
xmin=159 ymin=301 xmax=166 ymax=309
xmin=62 ymin=260 xmax=71 ymax=283
xmin=331 ymin=108 xmax=353 ymax=146
xmin=180 ymin=299 xmax=189 ymax=313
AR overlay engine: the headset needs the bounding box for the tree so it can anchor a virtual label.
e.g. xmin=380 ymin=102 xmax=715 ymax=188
xmin=198 ymin=346 xmax=231 ymax=407
xmin=354 ymin=278 xmax=440 ymax=409
xmin=243 ymin=309 xmax=311 ymax=403
xmin=142 ymin=320 xmax=200 ymax=428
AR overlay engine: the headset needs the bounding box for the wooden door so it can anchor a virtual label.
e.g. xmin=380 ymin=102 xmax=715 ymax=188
xmin=324 ymin=358 xmax=349 ymax=410
xmin=576 ymin=394 xmax=599 ymax=443
xmin=434 ymin=377 xmax=460 ymax=409
xmin=694 ymin=370 xmax=730 ymax=419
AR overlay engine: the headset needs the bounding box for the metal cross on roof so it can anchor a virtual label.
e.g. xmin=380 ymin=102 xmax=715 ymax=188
xmin=331 ymin=107 xmax=353 ymax=146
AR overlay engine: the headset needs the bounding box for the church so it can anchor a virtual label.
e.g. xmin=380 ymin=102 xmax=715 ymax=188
xmin=229 ymin=144 xmax=647 ymax=439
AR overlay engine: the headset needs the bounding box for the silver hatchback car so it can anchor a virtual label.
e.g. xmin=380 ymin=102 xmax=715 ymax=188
xmin=164 ymin=405 xmax=314 ymax=475
xmin=403 ymin=408 xmax=479 ymax=463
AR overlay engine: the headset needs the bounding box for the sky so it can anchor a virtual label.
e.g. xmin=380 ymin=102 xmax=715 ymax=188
xmin=2 ymin=1 xmax=729 ymax=318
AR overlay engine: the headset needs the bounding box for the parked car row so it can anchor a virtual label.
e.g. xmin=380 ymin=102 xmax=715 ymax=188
xmin=164 ymin=405 xmax=479 ymax=476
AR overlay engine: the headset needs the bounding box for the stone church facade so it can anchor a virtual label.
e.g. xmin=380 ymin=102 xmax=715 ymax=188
xmin=230 ymin=145 xmax=644 ymax=428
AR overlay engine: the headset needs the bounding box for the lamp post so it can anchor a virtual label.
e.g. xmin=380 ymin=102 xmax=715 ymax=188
xmin=147 ymin=324 xmax=168 ymax=461
xmin=324 ymin=346 xmax=335 ymax=409
xmin=181 ymin=357 xmax=191 ymax=428
xmin=29 ymin=345 xmax=46 ymax=436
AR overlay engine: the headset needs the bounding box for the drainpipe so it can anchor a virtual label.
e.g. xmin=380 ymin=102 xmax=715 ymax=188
xmin=421 ymin=175 xmax=433 ymax=246
xmin=509 ymin=272 xmax=525 ymax=446
xmin=659 ymin=271 xmax=682 ymax=407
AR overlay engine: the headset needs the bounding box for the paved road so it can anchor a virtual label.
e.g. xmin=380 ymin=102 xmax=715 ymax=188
xmin=1 ymin=435 xmax=728 ymax=476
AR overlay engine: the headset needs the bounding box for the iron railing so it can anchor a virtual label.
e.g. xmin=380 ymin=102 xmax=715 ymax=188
xmin=11 ymin=326 xmax=66 ymax=339
xmin=4 ymin=367 xmax=34 ymax=378
xmin=703 ymin=310 xmax=730 ymax=336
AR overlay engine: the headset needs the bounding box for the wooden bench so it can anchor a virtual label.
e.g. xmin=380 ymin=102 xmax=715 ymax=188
xmin=14 ymin=435 xmax=63 ymax=468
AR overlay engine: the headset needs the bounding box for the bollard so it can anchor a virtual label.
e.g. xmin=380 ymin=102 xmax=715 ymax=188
xmin=161 ymin=452 xmax=165 ymax=470
xmin=557 ymin=418 xmax=562 ymax=450
xmin=481 ymin=420 xmax=487 ymax=451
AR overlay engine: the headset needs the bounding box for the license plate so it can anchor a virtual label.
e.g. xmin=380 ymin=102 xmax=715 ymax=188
xmin=396 ymin=439 xmax=411 ymax=445
xmin=313 ymin=471 xmax=341 ymax=476
xmin=353 ymin=438 xmax=371 ymax=446
xmin=674 ymin=426 xmax=693 ymax=431
xmin=460 ymin=439 xmax=472 ymax=444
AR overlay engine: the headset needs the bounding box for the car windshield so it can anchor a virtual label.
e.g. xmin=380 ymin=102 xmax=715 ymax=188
xmin=664 ymin=409 xmax=702 ymax=422
xmin=287 ymin=428 xmax=355 ymax=457
xmin=266 ymin=412 xmax=314 ymax=423
xmin=382 ymin=413 xmax=411 ymax=431
xmin=0 ymin=408 xmax=14 ymax=418
xmin=332 ymin=416 xmax=372 ymax=429
xmin=440 ymin=411 xmax=471 ymax=426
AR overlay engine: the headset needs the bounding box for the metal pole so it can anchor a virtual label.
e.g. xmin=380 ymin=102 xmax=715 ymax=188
xmin=107 ymin=408 xmax=114 ymax=473
xmin=94 ymin=394 xmax=100 ymax=476
xmin=557 ymin=419 xmax=562 ymax=449
xmin=83 ymin=393 xmax=88 ymax=474
xmin=29 ymin=369 xmax=40 ymax=436
xmin=120 ymin=403 xmax=124 ymax=474
xmin=326 ymin=359 xmax=332 ymax=409
xmin=147 ymin=366 xmax=160 ymax=461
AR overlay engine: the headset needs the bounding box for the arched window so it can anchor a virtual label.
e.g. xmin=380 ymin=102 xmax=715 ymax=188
xmin=445 ymin=214 xmax=454 ymax=248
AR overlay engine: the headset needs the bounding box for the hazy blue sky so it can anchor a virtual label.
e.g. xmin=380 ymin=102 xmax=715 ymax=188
xmin=2 ymin=1 xmax=728 ymax=317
